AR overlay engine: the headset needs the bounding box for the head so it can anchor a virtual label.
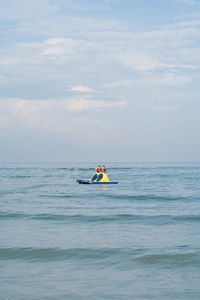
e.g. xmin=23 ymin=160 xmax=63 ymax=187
xmin=102 ymin=165 xmax=105 ymax=170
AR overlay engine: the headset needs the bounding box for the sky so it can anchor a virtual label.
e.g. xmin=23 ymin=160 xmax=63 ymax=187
xmin=0 ymin=0 xmax=200 ymax=162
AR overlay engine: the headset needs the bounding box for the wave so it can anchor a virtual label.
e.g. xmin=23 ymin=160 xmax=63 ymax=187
xmin=37 ymin=192 xmax=187 ymax=202
xmin=1 ymin=212 xmax=200 ymax=224
xmin=55 ymin=167 xmax=133 ymax=171
xmin=107 ymin=194 xmax=187 ymax=201
xmin=39 ymin=193 xmax=77 ymax=198
xmin=138 ymin=253 xmax=200 ymax=267
xmin=54 ymin=167 xmax=95 ymax=171
xmin=10 ymin=175 xmax=32 ymax=178
xmin=0 ymin=247 xmax=142 ymax=262
xmin=0 ymin=247 xmax=199 ymax=268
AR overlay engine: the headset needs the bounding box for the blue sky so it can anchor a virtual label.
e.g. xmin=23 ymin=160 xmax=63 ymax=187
xmin=0 ymin=0 xmax=200 ymax=162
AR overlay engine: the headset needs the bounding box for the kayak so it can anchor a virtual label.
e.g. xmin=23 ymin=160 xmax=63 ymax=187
xmin=76 ymin=172 xmax=118 ymax=184
xmin=76 ymin=179 xmax=118 ymax=184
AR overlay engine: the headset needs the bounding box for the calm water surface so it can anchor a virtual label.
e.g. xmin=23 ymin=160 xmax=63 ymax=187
xmin=0 ymin=162 xmax=200 ymax=299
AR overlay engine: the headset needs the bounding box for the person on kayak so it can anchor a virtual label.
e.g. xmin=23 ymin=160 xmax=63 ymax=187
xmin=96 ymin=165 xmax=102 ymax=173
xmin=102 ymin=165 xmax=106 ymax=173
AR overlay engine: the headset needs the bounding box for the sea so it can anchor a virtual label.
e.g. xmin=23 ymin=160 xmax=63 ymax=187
xmin=0 ymin=162 xmax=200 ymax=300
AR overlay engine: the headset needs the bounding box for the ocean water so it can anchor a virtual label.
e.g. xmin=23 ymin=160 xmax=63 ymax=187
xmin=0 ymin=162 xmax=200 ymax=300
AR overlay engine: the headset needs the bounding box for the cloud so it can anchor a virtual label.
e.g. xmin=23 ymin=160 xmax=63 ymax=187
xmin=69 ymin=85 xmax=94 ymax=93
xmin=0 ymin=0 xmax=58 ymax=20
xmin=0 ymin=0 xmax=200 ymax=121
xmin=1 ymin=16 xmax=200 ymax=80
xmin=40 ymin=38 xmax=78 ymax=57
xmin=158 ymin=72 xmax=193 ymax=86
xmin=0 ymin=97 xmax=126 ymax=129
xmin=0 ymin=0 xmax=120 ymax=22
xmin=152 ymin=105 xmax=179 ymax=112
xmin=176 ymin=0 xmax=198 ymax=4
xmin=106 ymin=72 xmax=193 ymax=90
xmin=118 ymin=50 xmax=160 ymax=72
xmin=66 ymin=97 xmax=126 ymax=111
xmin=166 ymin=19 xmax=200 ymax=29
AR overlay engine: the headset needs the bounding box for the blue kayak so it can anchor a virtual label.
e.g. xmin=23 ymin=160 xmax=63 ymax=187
xmin=76 ymin=179 xmax=118 ymax=184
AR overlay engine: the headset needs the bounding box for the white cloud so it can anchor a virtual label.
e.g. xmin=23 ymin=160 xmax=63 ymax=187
xmin=40 ymin=38 xmax=76 ymax=56
xmin=166 ymin=19 xmax=200 ymax=29
xmin=0 ymin=97 xmax=126 ymax=129
xmin=66 ymin=97 xmax=126 ymax=111
xmin=0 ymin=0 xmax=58 ymax=20
xmin=0 ymin=57 xmax=22 ymax=66
xmin=14 ymin=15 xmax=120 ymax=37
xmin=1 ymin=17 xmax=200 ymax=79
xmin=0 ymin=2 xmax=200 ymax=124
xmin=176 ymin=0 xmax=198 ymax=4
xmin=158 ymin=72 xmax=193 ymax=86
xmin=119 ymin=50 xmax=159 ymax=72
xmin=152 ymin=105 xmax=179 ymax=112
xmin=106 ymin=72 xmax=193 ymax=90
xmin=69 ymin=85 xmax=94 ymax=93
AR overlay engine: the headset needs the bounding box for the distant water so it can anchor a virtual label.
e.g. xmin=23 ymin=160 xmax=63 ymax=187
xmin=0 ymin=162 xmax=200 ymax=300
